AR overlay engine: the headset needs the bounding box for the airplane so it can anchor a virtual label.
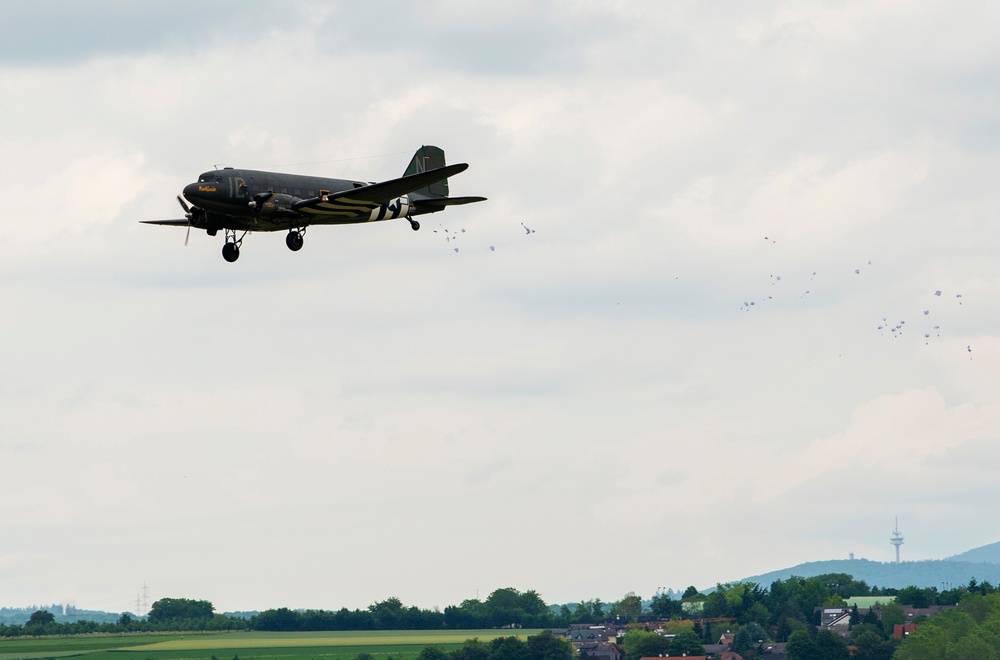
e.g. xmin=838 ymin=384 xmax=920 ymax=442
xmin=141 ymin=145 xmax=486 ymax=262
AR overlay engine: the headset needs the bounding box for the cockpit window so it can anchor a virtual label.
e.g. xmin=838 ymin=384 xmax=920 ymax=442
xmin=198 ymin=173 xmax=223 ymax=184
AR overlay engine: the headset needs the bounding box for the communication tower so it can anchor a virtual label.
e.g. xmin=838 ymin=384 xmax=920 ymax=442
xmin=890 ymin=517 xmax=904 ymax=563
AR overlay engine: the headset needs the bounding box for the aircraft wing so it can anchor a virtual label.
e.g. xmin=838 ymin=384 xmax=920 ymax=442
xmin=292 ymin=163 xmax=469 ymax=218
xmin=140 ymin=219 xmax=191 ymax=226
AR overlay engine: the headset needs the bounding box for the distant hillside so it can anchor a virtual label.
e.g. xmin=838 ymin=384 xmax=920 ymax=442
xmin=946 ymin=541 xmax=1000 ymax=565
xmin=732 ymin=558 xmax=1000 ymax=591
xmin=0 ymin=606 xmax=257 ymax=625
xmin=0 ymin=606 xmax=122 ymax=625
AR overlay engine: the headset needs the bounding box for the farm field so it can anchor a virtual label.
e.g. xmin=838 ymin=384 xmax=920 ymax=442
xmin=0 ymin=629 xmax=543 ymax=660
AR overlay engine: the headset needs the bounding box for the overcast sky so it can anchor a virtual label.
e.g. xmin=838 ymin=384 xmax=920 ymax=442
xmin=2 ymin=0 xmax=999 ymax=615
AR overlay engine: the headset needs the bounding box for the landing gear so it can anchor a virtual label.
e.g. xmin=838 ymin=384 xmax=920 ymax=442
xmin=221 ymin=228 xmax=247 ymax=263
xmin=408 ymin=218 xmax=420 ymax=231
xmin=286 ymin=229 xmax=304 ymax=251
xmin=222 ymin=242 xmax=240 ymax=262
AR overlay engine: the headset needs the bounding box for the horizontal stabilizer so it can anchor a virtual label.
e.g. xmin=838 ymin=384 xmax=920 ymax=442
xmin=414 ymin=196 xmax=487 ymax=207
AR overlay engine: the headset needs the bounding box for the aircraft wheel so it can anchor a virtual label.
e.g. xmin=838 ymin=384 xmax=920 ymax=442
xmin=222 ymin=242 xmax=240 ymax=262
xmin=286 ymin=231 xmax=304 ymax=251
xmin=409 ymin=219 xmax=420 ymax=231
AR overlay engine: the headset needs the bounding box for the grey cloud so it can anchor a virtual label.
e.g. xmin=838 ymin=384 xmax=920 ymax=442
xmin=0 ymin=1 xmax=273 ymax=64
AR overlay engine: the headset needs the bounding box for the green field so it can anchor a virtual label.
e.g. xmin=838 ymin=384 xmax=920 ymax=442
xmin=0 ymin=630 xmax=542 ymax=660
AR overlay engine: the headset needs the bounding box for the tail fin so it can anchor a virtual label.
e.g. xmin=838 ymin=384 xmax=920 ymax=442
xmin=403 ymin=145 xmax=449 ymax=198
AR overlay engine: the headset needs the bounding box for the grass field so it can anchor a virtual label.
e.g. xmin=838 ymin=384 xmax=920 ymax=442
xmin=0 ymin=630 xmax=543 ymax=660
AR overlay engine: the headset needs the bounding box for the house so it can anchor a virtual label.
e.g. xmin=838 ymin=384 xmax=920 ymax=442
xmin=568 ymin=626 xmax=611 ymax=643
xmin=702 ymin=649 xmax=745 ymax=660
xmin=819 ymin=608 xmax=851 ymax=627
xmin=902 ymin=606 xmax=948 ymax=621
xmin=817 ymin=607 xmax=852 ymax=638
xmin=893 ymin=624 xmax=919 ymax=639
xmin=718 ymin=632 xmax=735 ymax=647
xmin=870 ymin=605 xmax=951 ymax=623
xmin=760 ymin=642 xmax=786 ymax=658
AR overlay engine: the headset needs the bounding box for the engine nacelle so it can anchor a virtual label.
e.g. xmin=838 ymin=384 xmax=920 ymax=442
xmin=255 ymin=193 xmax=300 ymax=219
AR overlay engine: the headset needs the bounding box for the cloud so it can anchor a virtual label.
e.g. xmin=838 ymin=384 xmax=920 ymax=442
xmin=2 ymin=0 xmax=1000 ymax=611
xmin=663 ymin=146 xmax=933 ymax=251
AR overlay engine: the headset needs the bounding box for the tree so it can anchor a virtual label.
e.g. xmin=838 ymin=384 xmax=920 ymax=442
xmin=418 ymin=645 xmax=449 ymax=660
xmin=849 ymin=604 xmax=860 ymax=627
xmin=931 ymin=608 xmax=976 ymax=640
xmin=814 ymin=629 xmax=850 ymax=660
xmin=944 ymin=633 xmax=999 ymax=660
xmin=784 ymin=629 xmax=818 ymax=660
xmin=527 ymin=630 xmax=574 ymax=660
xmin=896 ymin=586 xmax=933 ymax=608
xmin=148 ymin=598 xmax=215 ymax=622
xmin=26 ymin=610 xmax=55 ymax=627
xmin=519 ymin=590 xmax=550 ymax=617
xmin=851 ymin=631 xmax=898 ymax=660
xmin=369 ymin=597 xmax=405 ymax=629
xmin=745 ymin=602 xmax=770 ymax=628
xmin=682 ymin=586 xmax=699 ymax=599
xmin=860 ymin=607 xmax=881 ymax=629
xmin=452 ymin=639 xmax=490 ymax=660
xmin=850 ymin=623 xmax=883 ymax=642
xmin=571 ymin=603 xmax=593 ymax=624
xmin=702 ymin=588 xmax=731 ymax=619
xmin=612 ymin=592 xmax=642 ymax=622
xmin=740 ymin=622 xmax=768 ymax=645
xmin=484 ymin=588 xmax=548 ymax=627
xmin=732 ymin=628 xmax=753 ymax=655
xmin=621 ymin=630 xmax=669 ymax=659
xmin=253 ymin=608 xmax=301 ymax=631
xmin=666 ymin=631 xmax=704 ymax=657
xmin=878 ymin=602 xmax=905 ymax=631
xmin=894 ymin=625 xmax=949 ymax=660
xmin=649 ymin=593 xmax=680 ymax=619
xmin=490 ymin=636 xmax=531 ymax=660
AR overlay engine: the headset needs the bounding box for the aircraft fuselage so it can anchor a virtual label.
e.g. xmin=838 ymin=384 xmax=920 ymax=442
xmin=182 ymin=168 xmax=411 ymax=233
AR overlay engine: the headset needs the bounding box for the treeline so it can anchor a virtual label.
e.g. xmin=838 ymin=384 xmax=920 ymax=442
xmin=895 ymin=591 xmax=1000 ymax=658
xmin=252 ymin=589 xmax=555 ymax=631
xmin=411 ymin=631 xmax=573 ymax=660
xmin=621 ymin=575 xmax=999 ymax=660
xmin=0 ymin=598 xmax=246 ymax=637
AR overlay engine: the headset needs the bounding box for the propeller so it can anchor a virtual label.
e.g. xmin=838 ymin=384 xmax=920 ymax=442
xmin=177 ymin=195 xmax=204 ymax=246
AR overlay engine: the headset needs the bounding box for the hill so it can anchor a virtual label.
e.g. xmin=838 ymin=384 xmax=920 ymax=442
xmin=0 ymin=605 xmax=122 ymax=625
xmin=0 ymin=606 xmax=256 ymax=626
xmin=945 ymin=540 xmax=1000 ymax=564
xmin=733 ymin=558 xmax=1000 ymax=591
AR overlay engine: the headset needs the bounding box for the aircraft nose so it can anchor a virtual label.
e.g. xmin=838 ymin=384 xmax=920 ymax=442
xmin=182 ymin=182 xmax=200 ymax=200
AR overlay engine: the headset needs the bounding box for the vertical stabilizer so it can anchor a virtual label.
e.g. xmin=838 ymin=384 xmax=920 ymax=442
xmin=404 ymin=145 xmax=449 ymax=198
